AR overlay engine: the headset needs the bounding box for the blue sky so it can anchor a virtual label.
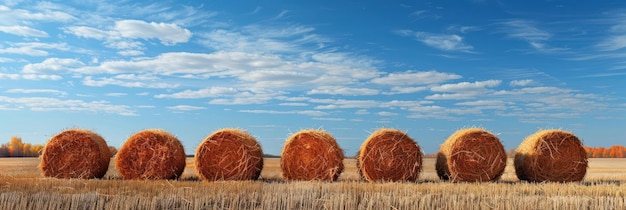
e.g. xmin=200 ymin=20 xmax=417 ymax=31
xmin=1 ymin=1 xmax=625 ymax=155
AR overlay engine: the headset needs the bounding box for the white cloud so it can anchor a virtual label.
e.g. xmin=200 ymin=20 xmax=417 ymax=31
xmin=355 ymin=109 xmax=370 ymax=115
xmin=407 ymin=105 xmax=468 ymax=119
xmin=22 ymin=58 xmax=85 ymax=73
xmin=167 ymin=105 xmax=206 ymax=111
xmin=71 ymin=51 xmax=380 ymax=92
xmin=5 ymin=88 xmax=67 ymax=96
xmin=0 ymin=42 xmax=69 ymax=56
xmin=114 ymin=19 xmax=192 ymax=45
xmin=155 ymin=87 xmax=240 ymax=99
xmin=312 ymin=99 xmax=380 ymax=109
xmin=415 ymin=32 xmax=473 ymax=52
xmin=0 ymin=73 xmax=62 ymax=80
xmin=307 ymin=86 xmax=380 ymax=96
xmin=493 ymin=86 xmax=572 ymax=95
xmin=239 ymin=109 xmax=328 ymax=116
xmin=501 ymin=20 xmax=551 ymax=42
xmin=384 ymin=86 xmax=427 ymax=95
xmin=0 ymin=25 xmax=48 ymax=37
xmin=118 ymin=50 xmax=144 ymax=56
xmin=597 ymin=34 xmax=626 ymax=51
xmin=82 ymin=76 xmax=179 ymax=89
xmin=64 ymin=26 xmax=111 ymax=40
xmin=0 ymin=73 xmax=20 ymax=80
xmin=425 ymin=93 xmax=480 ymax=100
xmin=509 ymin=79 xmax=533 ymax=87
xmin=499 ymin=19 xmax=566 ymax=52
xmin=65 ymin=20 xmax=191 ymax=55
xmin=378 ymin=111 xmax=399 ymax=116
xmin=279 ymin=102 xmax=308 ymax=106
xmin=0 ymin=57 xmax=14 ymax=62
xmin=397 ymin=30 xmax=473 ymax=52
xmin=371 ymin=70 xmax=461 ymax=85
xmin=312 ymin=117 xmax=345 ymax=121
xmin=0 ymin=96 xmax=136 ymax=116
xmin=105 ymin=93 xmax=127 ymax=97
xmin=200 ymin=27 xmax=320 ymax=53
xmin=430 ymin=80 xmax=502 ymax=92
xmin=310 ymin=99 xmax=427 ymax=110
xmin=0 ymin=4 xmax=75 ymax=25
xmin=455 ymin=100 xmax=507 ymax=110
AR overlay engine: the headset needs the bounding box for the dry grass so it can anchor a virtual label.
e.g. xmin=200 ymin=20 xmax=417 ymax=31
xmin=195 ymin=128 xmax=263 ymax=181
xmin=357 ymin=128 xmax=422 ymax=182
xmin=280 ymin=129 xmax=344 ymax=181
xmin=39 ymin=129 xmax=111 ymax=179
xmin=515 ymin=129 xmax=588 ymax=182
xmin=116 ymin=129 xmax=187 ymax=180
xmin=436 ymin=128 xmax=507 ymax=182
xmin=0 ymin=158 xmax=625 ymax=209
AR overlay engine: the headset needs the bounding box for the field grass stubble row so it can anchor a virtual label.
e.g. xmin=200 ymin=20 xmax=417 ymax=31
xmin=0 ymin=158 xmax=625 ymax=209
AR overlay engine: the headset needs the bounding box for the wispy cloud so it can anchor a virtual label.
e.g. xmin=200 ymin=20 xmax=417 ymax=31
xmin=167 ymin=105 xmax=206 ymax=111
xmin=0 ymin=96 xmax=136 ymax=116
xmin=274 ymin=10 xmax=289 ymax=19
xmin=5 ymin=88 xmax=67 ymax=96
xmin=239 ymin=109 xmax=328 ymax=116
xmin=0 ymin=25 xmax=48 ymax=37
xmin=371 ymin=70 xmax=461 ymax=85
xmin=397 ymin=30 xmax=474 ymax=52
xmin=509 ymin=79 xmax=533 ymax=87
xmin=105 ymin=93 xmax=128 ymax=97
xmin=0 ymin=73 xmax=62 ymax=80
xmin=114 ymin=20 xmax=192 ymax=45
xmin=499 ymin=19 xmax=567 ymax=53
xmin=0 ymin=3 xmax=75 ymax=25
xmin=307 ymin=86 xmax=380 ymax=96
xmin=430 ymin=80 xmax=501 ymax=92
xmin=64 ymin=19 xmax=192 ymax=55
xmin=82 ymin=76 xmax=179 ymax=89
xmin=0 ymin=42 xmax=69 ymax=56
xmin=155 ymin=87 xmax=240 ymax=99
xmin=595 ymin=16 xmax=626 ymax=51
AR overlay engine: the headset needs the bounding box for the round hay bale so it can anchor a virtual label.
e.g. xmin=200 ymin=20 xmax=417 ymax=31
xmin=514 ymin=129 xmax=588 ymax=182
xmin=195 ymin=128 xmax=264 ymax=181
xmin=280 ymin=129 xmax=344 ymax=181
xmin=436 ymin=128 xmax=507 ymax=182
xmin=115 ymin=129 xmax=186 ymax=180
xmin=39 ymin=129 xmax=111 ymax=179
xmin=356 ymin=128 xmax=422 ymax=182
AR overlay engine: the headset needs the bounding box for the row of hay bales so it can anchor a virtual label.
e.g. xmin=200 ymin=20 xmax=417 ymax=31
xmin=39 ymin=127 xmax=588 ymax=183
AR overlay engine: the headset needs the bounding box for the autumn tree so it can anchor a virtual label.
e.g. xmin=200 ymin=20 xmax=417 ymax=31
xmin=9 ymin=136 xmax=23 ymax=157
xmin=585 ymin=146 xmax=626 ymax=158
xmin=0 ymin=136 xmax=44 ymax=157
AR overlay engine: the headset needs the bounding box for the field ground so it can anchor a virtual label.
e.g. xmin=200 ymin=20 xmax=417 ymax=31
xmin=0 ymin=158 xmax=625 ymax=209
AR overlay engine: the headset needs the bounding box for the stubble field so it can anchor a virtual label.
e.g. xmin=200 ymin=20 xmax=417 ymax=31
xmin=0 ymin=158 xmax=624 ymax=209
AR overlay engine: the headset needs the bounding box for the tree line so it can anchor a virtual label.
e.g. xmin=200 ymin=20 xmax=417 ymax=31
xmin=0 ymin=137 xmax=44 ymax=157
xmin=0 ymin=136 xmax=117 ymax=157
xmin=584 ymin=146 xmax=626 ymax=158
xmin=1 ymin=136 xmax=625 ymax=158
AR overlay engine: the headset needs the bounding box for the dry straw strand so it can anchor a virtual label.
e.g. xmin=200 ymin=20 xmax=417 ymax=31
xmin=514 ymin=129 xmax=588 ymax=182
xmin=39 ymin=128 xmax=111 ymax=179
xmin=436 ymin=128 xmax=507 ymax=182
xmin=115 ymin=129 xmax=186 ymax=180
xmin=356 ymin=128 xmax=423 ymax=182
xmin=280 ymin=129 xmax=344 ymax=181
xmin=195 ymin=128 xmax=264 ymax=181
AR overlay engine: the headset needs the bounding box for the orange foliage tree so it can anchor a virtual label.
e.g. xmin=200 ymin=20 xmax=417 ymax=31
xmin=0 ymin=136 xmax=44 ymax=157
xmin=585 ymin=146 xmax=626 ymax=158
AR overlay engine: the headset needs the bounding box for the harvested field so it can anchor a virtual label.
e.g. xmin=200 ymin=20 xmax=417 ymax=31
xmin=0 ymin=158 xmax=625 ymax=209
